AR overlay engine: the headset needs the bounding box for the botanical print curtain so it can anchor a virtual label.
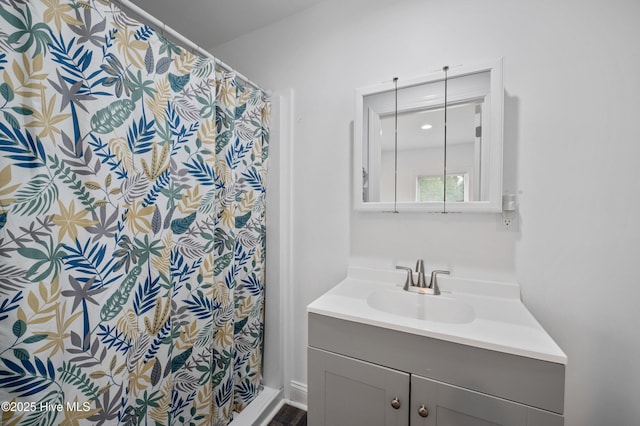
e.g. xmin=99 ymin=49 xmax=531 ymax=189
xmin=0 ymin=1 xmax=269 ymax=425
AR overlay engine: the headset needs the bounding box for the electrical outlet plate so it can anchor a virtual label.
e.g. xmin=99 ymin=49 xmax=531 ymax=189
xmin=497 ymin=211 xmax=519 ymax=232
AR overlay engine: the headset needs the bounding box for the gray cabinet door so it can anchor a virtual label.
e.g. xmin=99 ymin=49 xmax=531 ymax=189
xmin=308 ymin=347 xmax=410 ymax=426
xmin=410 ymin=375 xmax=563 ymax=426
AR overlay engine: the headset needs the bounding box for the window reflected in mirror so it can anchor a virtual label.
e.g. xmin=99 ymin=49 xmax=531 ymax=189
xmin=417 ymin=174 xmax=468 ymax=202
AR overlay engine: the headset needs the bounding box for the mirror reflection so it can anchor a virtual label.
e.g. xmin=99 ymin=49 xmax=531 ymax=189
xmin=370 ymin=101 xmax=482 ymax=203
xmin=362 ymin=71 xmax=490 ymax=205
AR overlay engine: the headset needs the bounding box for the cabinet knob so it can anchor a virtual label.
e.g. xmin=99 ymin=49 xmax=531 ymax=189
xmin=418 ymin=404 xmax=429 ymax=418
xmin=390 ymin=397 xmax=401 ymax=409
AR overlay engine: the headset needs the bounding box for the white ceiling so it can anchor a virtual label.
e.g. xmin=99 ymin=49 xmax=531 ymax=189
xmin=129 ymin=0 xmax=325 ymax=50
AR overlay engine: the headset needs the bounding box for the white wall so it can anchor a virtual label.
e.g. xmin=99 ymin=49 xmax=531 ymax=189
xmin=214 ymin=0 xmax=640 ymax=424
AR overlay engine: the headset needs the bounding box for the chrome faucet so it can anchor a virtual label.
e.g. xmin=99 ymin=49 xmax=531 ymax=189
xmin=396 ymin=261 xmax=449 ymax=295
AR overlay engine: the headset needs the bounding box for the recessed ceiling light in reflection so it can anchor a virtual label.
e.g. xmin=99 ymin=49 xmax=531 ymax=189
xmin=421 ymin=124 xmax=433 ymax=130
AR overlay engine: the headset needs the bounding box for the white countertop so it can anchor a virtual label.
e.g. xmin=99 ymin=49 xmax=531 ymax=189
xmin=307 ymin=267 xmax=567 ymax=365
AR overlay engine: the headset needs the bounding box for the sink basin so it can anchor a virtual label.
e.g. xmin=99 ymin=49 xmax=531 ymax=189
xmin=366 ymin=290 xmax=475 ymax=324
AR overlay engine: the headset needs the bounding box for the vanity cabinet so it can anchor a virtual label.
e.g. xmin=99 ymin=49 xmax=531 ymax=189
xmin=308 ymin=313 xmax=565 ymax=426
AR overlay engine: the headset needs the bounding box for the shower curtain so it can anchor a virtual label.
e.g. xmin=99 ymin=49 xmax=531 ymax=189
xmin=0 ymin=1 xmax=269 ymax=425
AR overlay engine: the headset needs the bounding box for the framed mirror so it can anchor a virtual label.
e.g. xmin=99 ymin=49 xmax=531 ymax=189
xmin=354 ymin=59 xmax=503 ymax=212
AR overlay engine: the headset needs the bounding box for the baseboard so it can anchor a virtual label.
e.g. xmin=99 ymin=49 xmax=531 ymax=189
xmin=288 ymin=380 xmax=308 ymax=410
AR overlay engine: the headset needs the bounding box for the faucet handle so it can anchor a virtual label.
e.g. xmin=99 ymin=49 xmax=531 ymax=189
xmin=396 ymin=266 xmax=415 ymax=291
xmin=428 ymin=270 xmax=450 ymax=295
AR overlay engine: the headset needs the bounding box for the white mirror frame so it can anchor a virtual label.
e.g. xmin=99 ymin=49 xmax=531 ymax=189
xmin=353 ymin=59 xmax=504 ymax=213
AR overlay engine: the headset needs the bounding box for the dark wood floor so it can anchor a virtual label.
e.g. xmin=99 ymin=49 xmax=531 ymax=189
xmin=268 ymin=404 xmax=307 ymax=426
